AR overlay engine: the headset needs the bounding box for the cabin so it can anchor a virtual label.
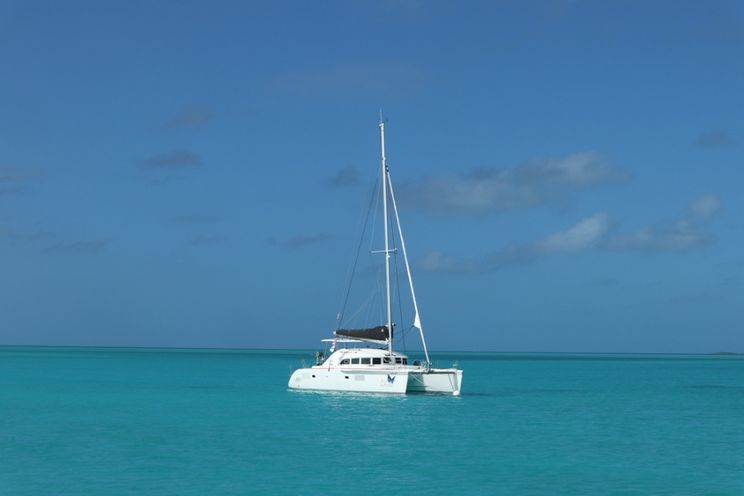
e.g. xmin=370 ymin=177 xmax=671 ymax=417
xmin=314 ymin=347 xmax=413 ymax=368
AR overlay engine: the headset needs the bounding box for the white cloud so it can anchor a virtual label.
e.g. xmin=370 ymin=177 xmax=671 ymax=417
xmin=536 ymin=213 xmax=609 ymax=253
xmin=694 ymin=130 xmax=737 ymax=148
xmin=165 ymin=107 xmax=212 ymax=129
xmin=608 ymin=195 xmax=722 ymax=252
xmin=0 ymin=166 xmax=44 ymax=196
xmin=406 ymin=152 xmax=629 ymax=214
xmin=45 ymin=238 xmax=110 ymax=254
xmin=140 ymin=151 xmax=203 ymax=169
xmin=689 ymin=194 xmax=721 ymax=220
xmin=520 ymin=152 xmax=624 ymax=187
xmin=418 ymin=212 xmax=609 ymax=274
xmin=417 ymin=251 xmax=475 ymax=274
xmin=267 ymin=233 xmax=333 ymax=249
xmin=417 ymin=194 xmax=723 ymax=275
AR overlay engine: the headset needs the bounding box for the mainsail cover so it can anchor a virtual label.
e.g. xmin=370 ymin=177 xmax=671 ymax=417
xmin=335 ymin=325 xmax=389 ymax=341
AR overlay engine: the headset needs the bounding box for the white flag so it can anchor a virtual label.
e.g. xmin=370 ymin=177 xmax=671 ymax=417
xmin=413 ymin=312 xmax=421 ymax=329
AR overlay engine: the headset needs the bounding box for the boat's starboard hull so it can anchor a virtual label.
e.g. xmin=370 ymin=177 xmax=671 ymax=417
xmin=407 ymin=368 xmax=463 ymax=395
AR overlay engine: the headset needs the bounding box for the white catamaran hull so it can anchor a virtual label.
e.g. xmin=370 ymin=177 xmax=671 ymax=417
xmin=289 ymin=367 xmax=409 ymax=394
xmin=408 ymin=368 xmax=463 ymax=395
xmin=289 ymin=364 xmax=462 ymax=395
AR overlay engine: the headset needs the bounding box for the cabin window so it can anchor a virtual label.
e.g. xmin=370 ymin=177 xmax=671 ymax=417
xmin=395 ymin=357 xmax=402 ymax=364
xmin=372 ymin=358 xmax=381 ymax=365
xmin=361 ymin=358 xmax=371 ymax=365
xmin=402 ymin=358 xmax=408 ymax=365
xmin=383 ymin=357 xmax=391 ymax=364
xmin=340 ymin=359 xmax=350 ymax=365
xmin=351 ymin=358 xmax=360 ymax=365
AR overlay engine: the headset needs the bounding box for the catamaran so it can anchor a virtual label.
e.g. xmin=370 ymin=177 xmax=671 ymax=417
xmin=288 ymin=118 xmax=463 ymax=395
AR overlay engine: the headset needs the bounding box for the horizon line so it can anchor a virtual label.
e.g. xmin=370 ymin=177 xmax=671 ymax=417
xmin=0 ymin=344 xmax=740 ymax=355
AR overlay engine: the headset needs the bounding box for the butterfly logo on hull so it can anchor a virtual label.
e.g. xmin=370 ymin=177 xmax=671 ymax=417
xmin=387 ymin=374 xmax=395 ymax=384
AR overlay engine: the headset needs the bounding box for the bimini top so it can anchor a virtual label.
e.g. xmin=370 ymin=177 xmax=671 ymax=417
xmin=335 ymin=325 xmax=389 ymax=342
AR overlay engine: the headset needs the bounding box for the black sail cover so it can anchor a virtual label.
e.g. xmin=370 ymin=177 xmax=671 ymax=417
xmin=335 ymin=325 xmax=390 ymax=341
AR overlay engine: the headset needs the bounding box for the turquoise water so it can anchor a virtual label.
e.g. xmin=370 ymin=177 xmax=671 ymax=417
xmin=1 ymin=347 xmax=743 ymax=495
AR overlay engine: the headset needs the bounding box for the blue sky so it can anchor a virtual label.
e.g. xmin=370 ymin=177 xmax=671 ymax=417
xmin=1 ymin=1 xmax=742 ymax=352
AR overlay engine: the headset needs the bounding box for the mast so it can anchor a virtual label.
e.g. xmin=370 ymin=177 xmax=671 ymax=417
xmin=380 ymin=117 xmax=393 ymax=355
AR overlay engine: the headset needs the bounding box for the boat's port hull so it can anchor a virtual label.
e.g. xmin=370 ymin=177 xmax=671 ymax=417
xmin=288 ymin=367 xmax=409 ymax=394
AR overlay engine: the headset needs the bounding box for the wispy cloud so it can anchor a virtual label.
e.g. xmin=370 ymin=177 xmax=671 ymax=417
xmin=671 ymin=291 xmax=713 ymax=304
xmin=0 ymin=167 xmax=44 ymax=182
xmin=0 ymin=225 xmax=55 ymax=243
xmin=689 ymin=195 xmax=722 ymax=220
xmin=607 ymin=195 xmax=722 ymax=252
xmin=720 ymin=275 xmax=738 ymax=287
xmin=171 ymin=214 xmax=221 ymax=224
xmin=45 ymin=238 xmax=110 ymax=254
xmin=0 ymin=185 xmax=27 ymax=196
xmin=139 ymin=151 xmax=203 ymax=169
xmin=535 ymin=213 xmax=610 ymax=254
xmin=418 ymin=212 xmax=609 ymax=274
xmin=0 ymin=166 xmax=44 ymax=196
xmin=267 ymin=232 xmax=333 ymax=249
xmin=404 ymin=152 xmax=629 ymax=214
xmin=417 ymin=251 xmax=476 ymax=274
xmin=186 ymin=234 xmax=223 ymax=246
xmin=165 ymin=107 xmax=212 ymax=129
xmin=590 ymin=277 xmax=620 ymax=287
xmin=327 ymin=166 xmax=359 ymax=188
xmin=694 ymin=130 xmax=737 ymax=148
xmin=419 ymin=195 xmax=723 ymax=274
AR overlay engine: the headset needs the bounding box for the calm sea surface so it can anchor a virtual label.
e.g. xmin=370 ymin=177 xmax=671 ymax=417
xmin=1 ymin=347 xmax=743 ymax=495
